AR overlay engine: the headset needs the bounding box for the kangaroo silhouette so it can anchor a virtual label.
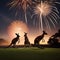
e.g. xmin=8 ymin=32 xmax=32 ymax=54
xmin=8 ymin=33 xmax=20 ymax=47
xmin=34 ymin=31 xmax=47 ymax=46
xmin=24 ymin=32 xmax=30 ymax=47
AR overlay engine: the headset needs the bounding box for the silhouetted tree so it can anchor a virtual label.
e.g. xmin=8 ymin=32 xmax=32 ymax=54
xmin=48 ymin=29 xmax=60 ymax=47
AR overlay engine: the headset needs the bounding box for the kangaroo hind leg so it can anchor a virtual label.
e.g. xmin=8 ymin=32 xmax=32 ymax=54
xmin=7 ymin=43 xmax=12 ymax=48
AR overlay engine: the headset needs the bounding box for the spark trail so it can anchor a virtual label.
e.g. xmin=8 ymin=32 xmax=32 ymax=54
xmin=33 ymin=0 xmax=60 ymax=31
xmin=8 ymin=0 xmax=33 ymax=23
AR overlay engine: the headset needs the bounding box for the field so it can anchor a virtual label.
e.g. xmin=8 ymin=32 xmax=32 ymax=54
xmin=0 ymin=47 xmax=60 ymax=60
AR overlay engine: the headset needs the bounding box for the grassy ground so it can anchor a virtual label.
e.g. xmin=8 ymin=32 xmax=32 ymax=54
xmin=0 ymin=47 xmax=60 ymax=60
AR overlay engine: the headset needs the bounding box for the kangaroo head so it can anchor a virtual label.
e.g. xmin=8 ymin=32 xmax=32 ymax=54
xmin=43 ymin=31 xmax=47 ymax=35
xmin=15 ymin=33 xmax=20 ymax=37
xmin=24 ymin=32 xmax=27 ymax=37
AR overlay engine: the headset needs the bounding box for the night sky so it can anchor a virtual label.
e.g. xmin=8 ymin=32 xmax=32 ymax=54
xmin=0 ymin=0 xmax=60 ymax=45
xmin=0 ymin=0 xmax=35 ymax=34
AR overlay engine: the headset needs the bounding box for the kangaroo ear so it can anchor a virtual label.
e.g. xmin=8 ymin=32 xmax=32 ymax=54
xmin=15 ymin=33 xmax=17 ymax=35
xmin=15 ymin=33 xmax=19 ymax=35
xmin=17 ymin=33 xmax=20 ymax=36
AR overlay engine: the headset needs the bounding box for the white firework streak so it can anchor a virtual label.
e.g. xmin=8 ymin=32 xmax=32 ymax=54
xmin=32 ymin=1 xmax=60 ymax=31
xmin=8 ymin=0 xmax=32 ymax=24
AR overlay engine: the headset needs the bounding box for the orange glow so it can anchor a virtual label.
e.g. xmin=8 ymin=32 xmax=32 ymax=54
xmin=7 ymin=20 xmax=28 ymax=42
xmin=7 ymin=20 xmax=53 ymax=45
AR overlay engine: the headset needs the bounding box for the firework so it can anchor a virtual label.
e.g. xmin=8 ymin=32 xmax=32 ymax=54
xmin=8 ymin=0 xmax=60 ymax=31
xmin=8 ymin=0 xmax=33 ymax=23
xmin=33 ymin=0 xmax=60 ymax=31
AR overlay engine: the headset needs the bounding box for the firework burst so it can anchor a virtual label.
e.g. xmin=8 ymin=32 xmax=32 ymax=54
xmin=8 ymin=0 xmax=60 ymax=31
xmin=32 ymin=0 xmax=60 ymax=31
xmin=8 ymin=0 xmax=33 ymax=23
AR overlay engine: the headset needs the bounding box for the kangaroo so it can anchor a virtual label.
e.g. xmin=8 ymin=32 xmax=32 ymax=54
xmin=8 ymin=33 xmax=20 ymax=47
xmin=34 ymin=31 xmax=47 ymax=47
xmin=24 ymin=32 xmax=30 ymax=47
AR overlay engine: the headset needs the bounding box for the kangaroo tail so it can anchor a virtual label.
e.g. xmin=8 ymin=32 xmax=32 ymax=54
xmin=7 ymin=43 xmax=12 ymax=48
